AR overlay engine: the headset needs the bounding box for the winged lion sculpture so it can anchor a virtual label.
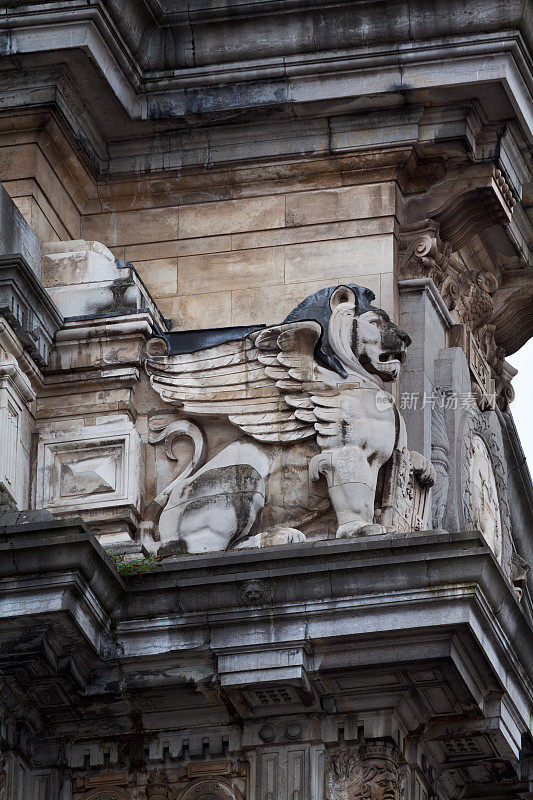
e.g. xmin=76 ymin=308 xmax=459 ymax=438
xmin=144 ymin=284 xmax=434 ymax=556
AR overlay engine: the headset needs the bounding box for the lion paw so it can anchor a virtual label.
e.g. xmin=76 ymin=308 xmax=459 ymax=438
xmin=260 ymin=527 xmax=306 ymax=547
xmin=336 ymin=522 xmax=387 ymax=538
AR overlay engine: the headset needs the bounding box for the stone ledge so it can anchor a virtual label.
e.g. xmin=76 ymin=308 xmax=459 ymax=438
xmin=0 ymin=254 xmax=63 ymax=368
xmin=0 ymin=521 xmax=530 ymax=763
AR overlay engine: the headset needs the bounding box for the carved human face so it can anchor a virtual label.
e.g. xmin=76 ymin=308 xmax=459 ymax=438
xmin=362 ymin=768 xmax=398 ymax=800
xmin=354 ymin=309 xmax=411 ymax=382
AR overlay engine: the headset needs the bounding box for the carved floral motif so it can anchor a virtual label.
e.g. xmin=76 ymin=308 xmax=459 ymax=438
xmin=399 ymin=226 xmax=513 ymax=409
xmin=326 ymin=747 xmax=363 ymax=800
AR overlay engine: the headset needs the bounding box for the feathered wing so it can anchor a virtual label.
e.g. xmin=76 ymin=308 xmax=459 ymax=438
xmin=146 ymin=321 xmax=340 ymax=444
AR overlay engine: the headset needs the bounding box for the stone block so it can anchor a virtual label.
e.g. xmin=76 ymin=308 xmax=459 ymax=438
xmin=35 ymin=418 xmax=142 ymax=525
xmin=284 ymin=235 xmax=394 ymax=282
xmin=124 ymin=234 xmax=232 ymax=262
xmin=379 ymin=271 xmax=397 ymax=320
xmin=230 ymin=274 xmax=382 ymax=326
xmin=231 ymin=216 xmax=395 ymax=251
xmin=285 ymin=183 xmax=396 ymax=227
xmin=157 ymin=290 xmax=232 ymax=329
xmin=133 ymin=258 xmax=178 ymax=298
xmin=3 ymin=177 xmax=80 ymax=243
xmin=41 ymin=239 xmax=119 ymax=286
xmin=179 ymin=195 xmax=285 ymax=238
xmin=178 ymin=246 xmax=284 ymax=294
xmin=230 ymin=280 xmax=333 ymax=326
xmin=82 ymin=207 xmax=178 ymax=246
xmin=12 ymin=195 xmax=60 ymax=244
xmin=0 ymin=181 xmax=41 ymax=277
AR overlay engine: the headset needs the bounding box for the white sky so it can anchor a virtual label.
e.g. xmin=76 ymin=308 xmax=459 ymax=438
xmin=507 ymin=340 xmax=533 ymax=469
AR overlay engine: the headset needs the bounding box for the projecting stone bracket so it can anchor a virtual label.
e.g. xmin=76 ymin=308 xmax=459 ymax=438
xmin=399 ymin=174 xmax=521 ymax=411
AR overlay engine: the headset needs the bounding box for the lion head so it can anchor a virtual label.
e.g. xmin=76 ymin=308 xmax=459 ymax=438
xmin=283 ymin=284 xmax=411 ymax=382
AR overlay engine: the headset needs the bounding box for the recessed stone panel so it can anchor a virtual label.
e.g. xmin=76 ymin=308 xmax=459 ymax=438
xmin=36 ymin=419 xmax=142 ymax=517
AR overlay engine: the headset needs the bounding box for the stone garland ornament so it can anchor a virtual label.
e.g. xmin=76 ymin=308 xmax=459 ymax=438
xmin=144 ymin=284 xmax=434 ymax=556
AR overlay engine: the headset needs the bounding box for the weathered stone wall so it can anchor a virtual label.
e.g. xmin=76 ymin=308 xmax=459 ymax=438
xmin=81 ymin=181 xmax=399 ymax=327
xmin=0 ymin=1 xmax=532 ymax=799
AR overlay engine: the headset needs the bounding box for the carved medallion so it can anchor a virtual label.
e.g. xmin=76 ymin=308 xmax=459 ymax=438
xmin=178 ymin=778 xmax=241 ymax=800
xmin=465 ymin=434 xmax=502 ymax=561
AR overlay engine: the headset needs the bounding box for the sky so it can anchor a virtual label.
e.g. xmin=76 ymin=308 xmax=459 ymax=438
xmin=507 ymin=340 xmax=533 ymax=470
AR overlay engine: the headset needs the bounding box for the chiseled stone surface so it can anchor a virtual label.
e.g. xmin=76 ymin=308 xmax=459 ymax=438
xmin=0 ymin=523 xmax=531 ymax=799
xmin=0 ymin=1 xmax=531 ymax=798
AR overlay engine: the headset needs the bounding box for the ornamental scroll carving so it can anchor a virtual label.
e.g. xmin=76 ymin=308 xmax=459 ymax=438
xmin=399 ymin=224 xmax=513 ymax=410
xmin=144 ymin=284 xmax=434 ymax=556
xmin=326 ymin=741 xmax=403 ymax=800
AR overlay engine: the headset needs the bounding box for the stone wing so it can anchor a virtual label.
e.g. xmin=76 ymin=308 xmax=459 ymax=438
xmin=145 ymin=320 xmax=327 ymax=443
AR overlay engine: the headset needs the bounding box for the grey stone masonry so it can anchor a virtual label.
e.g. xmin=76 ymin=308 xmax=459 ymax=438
xmin=0 ymin=519 xmax=531 ymax=798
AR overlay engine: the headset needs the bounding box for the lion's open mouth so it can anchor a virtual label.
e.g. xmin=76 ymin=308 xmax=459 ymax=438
xmin=378 ymin=351 xmax=406 ymax=364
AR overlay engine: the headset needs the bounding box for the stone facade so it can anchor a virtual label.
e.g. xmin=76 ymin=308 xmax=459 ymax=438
xmin=0 ymin=1 xmax=532 ymax=798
